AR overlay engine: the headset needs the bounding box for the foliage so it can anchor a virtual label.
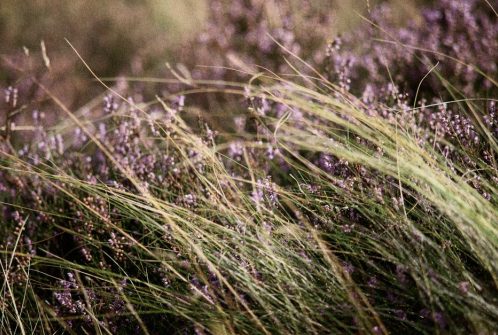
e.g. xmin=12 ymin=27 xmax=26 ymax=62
xmin=0 ymin=0 xmax=497 ymax=334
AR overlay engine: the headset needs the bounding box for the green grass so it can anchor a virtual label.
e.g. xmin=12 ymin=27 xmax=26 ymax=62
xmin=1 ymin=59 xmax=497 ymax=334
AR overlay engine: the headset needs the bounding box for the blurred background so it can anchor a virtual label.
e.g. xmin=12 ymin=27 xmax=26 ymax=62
xmin=0 ymin=0 xmax=207 ymax=106
xmin=0 ymin=0 xmax=428 ymax=131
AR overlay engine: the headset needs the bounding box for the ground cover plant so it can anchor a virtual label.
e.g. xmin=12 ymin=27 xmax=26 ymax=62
xmin=1 ymin=0 xmax=497 ymax=334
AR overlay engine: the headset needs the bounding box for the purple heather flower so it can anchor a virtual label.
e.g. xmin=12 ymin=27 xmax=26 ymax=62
xmin=458 ymin=281 xmax=470 ymax=295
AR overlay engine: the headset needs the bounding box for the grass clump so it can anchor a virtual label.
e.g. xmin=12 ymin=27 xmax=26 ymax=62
xmin=1 ymin=68 xmax=497 ymax=333
xmin=1 ymin=0 xmax=497 ymax=334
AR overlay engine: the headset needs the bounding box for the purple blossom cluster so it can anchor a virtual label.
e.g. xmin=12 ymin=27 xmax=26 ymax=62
xmin=51 ymin=272 xmax=131 ymax=332
xmin=325 ymin=0 xmax=498 ymax=99
xmin=192 ymin=0 xmax=331 ymax=79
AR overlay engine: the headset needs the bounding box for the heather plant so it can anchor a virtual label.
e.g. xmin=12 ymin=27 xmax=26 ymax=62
xmin=185 ymin=0 xmax=498 ymax=133
xmin=192 ymin=0 xmax=333 ymax=79
xmin=324 ymin=0 xmax=498 ymax=99
xmin=1 ymin=65 xmax=498 ymax=334
xmin=1 ymin=1 xmax=498 ymax=334
xmin=195 ymin=0 xmax=497 ymax=102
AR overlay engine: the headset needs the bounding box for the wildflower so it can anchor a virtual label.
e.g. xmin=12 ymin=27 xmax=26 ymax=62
xmin=367 ymin=276 xmax=379 ymax=288
xmin=103 ymin=94 xmax=119 ymax=114
xmin=228 ymin=141 xmax=244 ymax=160
xmin=4 ymin=86 xmax=18 ymax=107
xmin=458 ymin=281 xmax=470 ymax=295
